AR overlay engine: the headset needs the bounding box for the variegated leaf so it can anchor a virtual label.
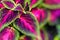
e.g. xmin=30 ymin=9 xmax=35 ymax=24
xmin=31 ymin=8 xmax=47 ymax=24
xmin=14 ymin=4 xmax=23 ymax=11
xmin=1 ymin=0 xmax=15 ymax=9
xmin=49 ymin=9 xmax=60 ymax=24
xmin=0 ymin=27 xmax=19 ymax=40
xmin=13 ymin=12 xmax=39 ymax=36
xmin=0 ymin=8 xmax=18 ymax=31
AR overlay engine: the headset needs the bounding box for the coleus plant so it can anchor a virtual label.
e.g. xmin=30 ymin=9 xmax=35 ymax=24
xmin=0 ymin=0 xmax=49 ymax=40
xmin=0 ymin=0 xmax=60 ymax=40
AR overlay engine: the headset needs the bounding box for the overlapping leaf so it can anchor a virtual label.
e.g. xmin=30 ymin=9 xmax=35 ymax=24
xmin=14 ymin=0 xmax=42 ymax=9
xmin=0 ymin=27 xmax=19 ymax=40
xmin=13 ymin=12 xmax=39 ymax=36
xmin=0 ymin=8 xmax=18 ymax=31
xmin=14 ymin=4 xmax=23 ymax=11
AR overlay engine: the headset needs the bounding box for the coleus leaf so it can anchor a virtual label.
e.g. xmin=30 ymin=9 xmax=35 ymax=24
xmin=49 ymin=9 xmax=60 ymax=24
xmin=31 ymin=8 xmax=48 ymax=28
xmin=13 ymin=12 xmax=39 ymax=36
xmin=0 ymin=8 xmax=18 ymax=31
xmin=19 ymin=29 xmax=48 ymax=40
xmin=1 ymin=0 xmax=16 ymax=9
xmin=44 ymin=0 xmax=60 ymax=4
xmin=42 ymin=0 xmax=60 ymax=9
xmin=30 ymin=0 xmax=43 ymax=9
xmin=0 ymin=27 xmax=19 ymax=40
xmin=14 ymin=4 xmax=24 ymax=11
xmin=31 ymin=8 xmax=46 ymax=23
